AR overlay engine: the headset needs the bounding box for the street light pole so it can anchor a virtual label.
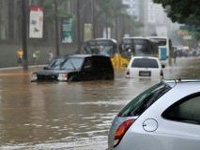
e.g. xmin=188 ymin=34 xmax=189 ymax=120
xmin=22 ymin=0 xmax=28 ymax=71
xmin=54 ymin=0 xmax=60 ymax=56
xmin=76 ymin=0 xmax=81 ymax=53
xmin=91 ymin=0 xmax=96 ymax=39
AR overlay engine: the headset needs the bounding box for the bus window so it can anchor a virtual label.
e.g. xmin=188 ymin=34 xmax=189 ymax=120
xmin=120 ymin=37 xmax=158 ymax=58
xmin=82 ymin=38 xmax=117 ymax=58
xmin=148 ymin=36 xmax=172 ymax=65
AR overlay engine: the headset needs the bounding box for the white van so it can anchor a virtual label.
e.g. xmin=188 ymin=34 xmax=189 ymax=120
xmin=125 ymin=56 xmax=164 ymax=79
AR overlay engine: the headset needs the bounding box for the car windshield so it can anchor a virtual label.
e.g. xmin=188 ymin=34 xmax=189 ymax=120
xmin=61 ymin=57 xmax=84 ymax=70
xmin=47 ymin=58 xmax=65 ymax=70
xmin=131 ymin=58 xmax=159 ymax=68
xmin=118 ymin=82 xmax=171 ymax=117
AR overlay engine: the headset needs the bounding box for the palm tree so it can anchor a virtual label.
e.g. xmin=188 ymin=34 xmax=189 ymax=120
xmin=95 ymin=0 xmax=142 ymax=39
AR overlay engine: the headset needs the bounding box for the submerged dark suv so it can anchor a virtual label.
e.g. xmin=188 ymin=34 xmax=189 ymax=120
xmin=31 ymin=54 xmax=114 ymax=82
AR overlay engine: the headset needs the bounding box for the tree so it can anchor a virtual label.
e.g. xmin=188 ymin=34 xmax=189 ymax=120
xmin=95 ymin=0 xmax=142 ymax=39
xmin=153 ymin=0 xmax=200 ymax=25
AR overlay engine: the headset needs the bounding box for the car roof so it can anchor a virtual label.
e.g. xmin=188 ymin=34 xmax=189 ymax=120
xmin=67 ymin=54 xmax=110 ymax=59
xmin=68 ymin=54 xmax=91 ymax=58
xmin=131 ymin=56 xmax=160 ymax=60
xmin=163 ymin=79 xmax=200 ymax=88
xmin=147 ymin=79 xmax=200 ymax=114
xmin=123 ymin=36 xmax=147 ymax=40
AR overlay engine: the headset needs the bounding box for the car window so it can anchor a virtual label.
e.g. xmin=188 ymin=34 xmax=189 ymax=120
xmin=118 ymin=82 xmax=171 ymax=117
xmin=61 ymin=58 xmax=84 ymax=70
xmin=163 ymin=93 xmax=200 ymax=125
xmin=48 ymin=58 xmax=65 ymax=70
xmin=131 ymin=58 xmax=159 ymax=68
xmin=93 ymin=57 xmax=108 ymax=69
xmin=83 ymin=58 xmax=92 ymax=69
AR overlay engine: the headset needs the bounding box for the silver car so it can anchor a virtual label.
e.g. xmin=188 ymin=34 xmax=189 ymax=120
xmin=108 ymin=79 xmax=200 ymax=150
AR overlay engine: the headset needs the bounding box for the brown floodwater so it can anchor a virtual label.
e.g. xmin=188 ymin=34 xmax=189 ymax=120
xmin=0 ymin=57 xmax=199 ymax=149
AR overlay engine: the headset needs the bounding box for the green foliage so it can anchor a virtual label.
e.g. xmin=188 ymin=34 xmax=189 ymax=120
xmin=96 ymin=0 xmax=142 ymax=34
xmin=41 ymin=0 xmax=72 ymax=21
xmin=153 ymin=0 xmax=200 ymax=25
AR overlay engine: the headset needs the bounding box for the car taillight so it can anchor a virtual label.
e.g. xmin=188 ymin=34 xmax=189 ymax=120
xmin=113 ymin=119 xmax=134 ymax=147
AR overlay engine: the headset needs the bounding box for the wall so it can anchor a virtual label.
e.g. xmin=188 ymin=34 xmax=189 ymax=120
xmin=0 ymin=41 xmax=77 ymax=68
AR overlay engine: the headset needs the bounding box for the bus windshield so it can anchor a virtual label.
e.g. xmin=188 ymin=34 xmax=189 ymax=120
xmin=120 ymin=38 xmax=158 ymax=58
xmin=123 ymin=39 xmax=148 ymax=52
xmin=149 ymin=38 xmax=167 ymax=46
xmin=82 ymin=39 xmax=117 ymax=57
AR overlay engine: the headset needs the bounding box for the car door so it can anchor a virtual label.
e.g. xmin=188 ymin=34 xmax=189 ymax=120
xmin=81 ymin=57 xmax=94 ymax=80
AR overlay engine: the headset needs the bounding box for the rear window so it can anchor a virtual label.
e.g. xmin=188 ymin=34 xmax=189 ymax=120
xmin=93 ymin=56 xmax=113 ymax=70
xmin=118 ymin=82 xmax=171 ymax=117
xmin=131 ymin=58 xmax=159 ymax=68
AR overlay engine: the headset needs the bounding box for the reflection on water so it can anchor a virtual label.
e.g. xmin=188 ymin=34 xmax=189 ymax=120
xmin=0 ymin=57 xmax=199 ymax=149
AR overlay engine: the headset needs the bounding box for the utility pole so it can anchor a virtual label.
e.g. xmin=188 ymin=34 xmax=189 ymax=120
xmin=105 ymin=14 xmax=108 ymax=39
xmin=54 ymin=0 xmax=60 ymax=56
xmin=22 ymin=0 xmax=28 ymax=71
xmin=76 ymin=0 xmax=81 ymax=53
xmin=91 ymin=0 xmax=96 ymax=39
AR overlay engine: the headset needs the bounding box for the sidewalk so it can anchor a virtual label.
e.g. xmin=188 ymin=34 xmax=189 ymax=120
xmin=0 ymin=65 xmax=45 ymax=76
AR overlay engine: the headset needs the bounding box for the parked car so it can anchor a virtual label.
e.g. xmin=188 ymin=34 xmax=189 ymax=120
xmin=108 ymin=79 xmax=200 ymax=150
xmin=125 ymin=56 xmax=164 ymax=79
xmin=31 ymin=54 xmax=114 ymax=82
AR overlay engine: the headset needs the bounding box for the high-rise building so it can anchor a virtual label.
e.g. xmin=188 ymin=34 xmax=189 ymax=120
xmin=123 ymin=0 xmax=177 ymax=37
xmin=122 ymin=0 xmax=140 ymax=19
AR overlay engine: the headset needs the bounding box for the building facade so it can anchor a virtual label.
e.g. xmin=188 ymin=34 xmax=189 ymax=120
xmin=123 ymin=0 xmax=140 ymax=19
xmin=123 ymin=0 xmax=176 ymax=37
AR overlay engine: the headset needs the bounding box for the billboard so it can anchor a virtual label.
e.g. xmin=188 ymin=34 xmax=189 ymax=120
xmin=84 ymin=24 xmax=92 ymax=42
xmin=29 ymin=6 xmax=44 ymax=38
xmin=61 ymin=17 xmax=73 ymax=43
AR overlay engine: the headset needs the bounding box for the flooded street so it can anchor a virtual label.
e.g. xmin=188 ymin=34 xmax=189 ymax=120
xmin=0 ymin=57 xmax=200 ymax=150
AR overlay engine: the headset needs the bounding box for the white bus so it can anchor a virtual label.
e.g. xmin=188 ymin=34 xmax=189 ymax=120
xmin=120 ymin=36 xmax=158 ymax=58
xmin=148 ymin=36 xmax=172 ymax=66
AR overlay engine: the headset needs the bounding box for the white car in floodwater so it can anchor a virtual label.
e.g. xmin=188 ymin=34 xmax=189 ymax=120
xmin=125 ymin=56 xmax=164 ymax=79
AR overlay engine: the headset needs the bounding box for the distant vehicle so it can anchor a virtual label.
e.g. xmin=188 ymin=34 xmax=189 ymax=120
xmin=82 ymin=38 xmax=118 ymax=58
xmin=31 ymin=54 xmax=114 ymax=82
xmin=125 ymin=56 xmax=164 ymax=79
xmin=108 ymin=79 xmax=200 ymax=150
xmin=148 ymin=36 xmax=172 ymax=66
xmin=82 ymin=38 xmax=123 ymax=68
xmin=119 ymin=37 xmax=158 ymax=59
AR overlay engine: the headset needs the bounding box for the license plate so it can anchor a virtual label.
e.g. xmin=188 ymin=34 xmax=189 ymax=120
xmin=139 ymin=71 xmax=151 ymax=77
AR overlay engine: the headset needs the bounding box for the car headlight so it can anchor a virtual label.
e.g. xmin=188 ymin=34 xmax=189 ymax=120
xmin=58 ymin=73 xmax=68 ymax=81
xmin=31 ymin=74 xmax=37 ymax=82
